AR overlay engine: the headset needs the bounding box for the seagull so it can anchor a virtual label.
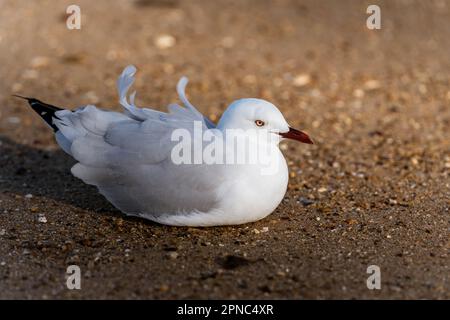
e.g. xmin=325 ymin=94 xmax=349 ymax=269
xmin=14 ymin=65 xmax=313 ymax=227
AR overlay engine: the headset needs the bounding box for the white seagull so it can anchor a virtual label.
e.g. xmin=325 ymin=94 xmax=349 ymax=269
xmin=15 ymin=65 xmax=313 ymax=227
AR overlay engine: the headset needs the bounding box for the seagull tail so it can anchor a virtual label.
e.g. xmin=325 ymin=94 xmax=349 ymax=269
xmin=12 ymin=95 xmax=63 ymax=132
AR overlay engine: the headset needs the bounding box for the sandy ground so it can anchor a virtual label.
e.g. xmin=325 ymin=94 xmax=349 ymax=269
xmin=0 ymin=0 xmax=449 ymax=299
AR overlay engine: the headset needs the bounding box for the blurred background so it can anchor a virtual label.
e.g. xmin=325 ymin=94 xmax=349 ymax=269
xmin=0 ymin=0 xmax=448 ymax=299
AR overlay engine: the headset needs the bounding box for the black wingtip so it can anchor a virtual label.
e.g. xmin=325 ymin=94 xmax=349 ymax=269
xmin=12 ymin=94 xmax=32 ymax=100
xmin=12 ymin=95 xmax=42 ymax=104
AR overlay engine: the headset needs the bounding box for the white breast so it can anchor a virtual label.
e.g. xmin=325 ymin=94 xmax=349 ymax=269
xmin=218 ymin=148 xmax=289 ymax=224
xmin=148 ymin=148 xmax=289 ymax=227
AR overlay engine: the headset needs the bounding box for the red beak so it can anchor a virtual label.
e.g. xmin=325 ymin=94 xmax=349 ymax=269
xmin=279 ymin=127 xmax=313 ymax=144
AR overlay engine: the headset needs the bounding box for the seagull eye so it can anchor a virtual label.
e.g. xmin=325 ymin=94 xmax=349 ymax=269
xmin=255 ymin=120 xmax=265 ymax=127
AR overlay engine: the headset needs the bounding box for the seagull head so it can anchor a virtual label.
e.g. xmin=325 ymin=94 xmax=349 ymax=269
xmin=217 ymin=98 xmax=313 ymax=145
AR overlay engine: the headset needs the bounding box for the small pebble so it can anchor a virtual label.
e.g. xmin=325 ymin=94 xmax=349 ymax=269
xmin=364 ymin=79 xmax=381 ymax=90
xmin=293 ymin=74 xmax=311 ymax=87
xmin=84 ymin=91 xmax=99 ymax=104
xmin=159 ymin=284 xmax=169 ymax=292
xmin=38 ymin=214 xmax=47 ymax=223
xmin=389 ymin=199 xmax=398 ymax=205
xmin=11 ymin=83 xmax=23 ymax=93
xmin=353 ymin=89 xmax=364 ymax=98
xmin=30 ymin=56 xmax=49 ymax=68
xmin=243 ymin=74 xmax=256 ymax=85
xmin=418 ymin=84 xmax=427 ymax=94
xmin=7 ymin=117 xmax=21 ymax=124
xmin=154 ymin=34 xmax=176 ymax=49
xmin=299 ymin=197 xmax=314 ymax=206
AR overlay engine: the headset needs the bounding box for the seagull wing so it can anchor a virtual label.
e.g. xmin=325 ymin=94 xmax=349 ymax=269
xmin=52 ymin=66 xmax=226 ymax=217
xmin=117 ymin=65 xmax=215 ymax=128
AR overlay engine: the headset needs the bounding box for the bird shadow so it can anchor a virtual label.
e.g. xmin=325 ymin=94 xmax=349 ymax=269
xmin=0 ymin=135 xmax=159 ymax=226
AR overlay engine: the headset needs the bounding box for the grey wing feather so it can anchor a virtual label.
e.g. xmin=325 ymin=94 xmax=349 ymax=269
xmin=52 ymin=65 xmax=222 ymax=216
